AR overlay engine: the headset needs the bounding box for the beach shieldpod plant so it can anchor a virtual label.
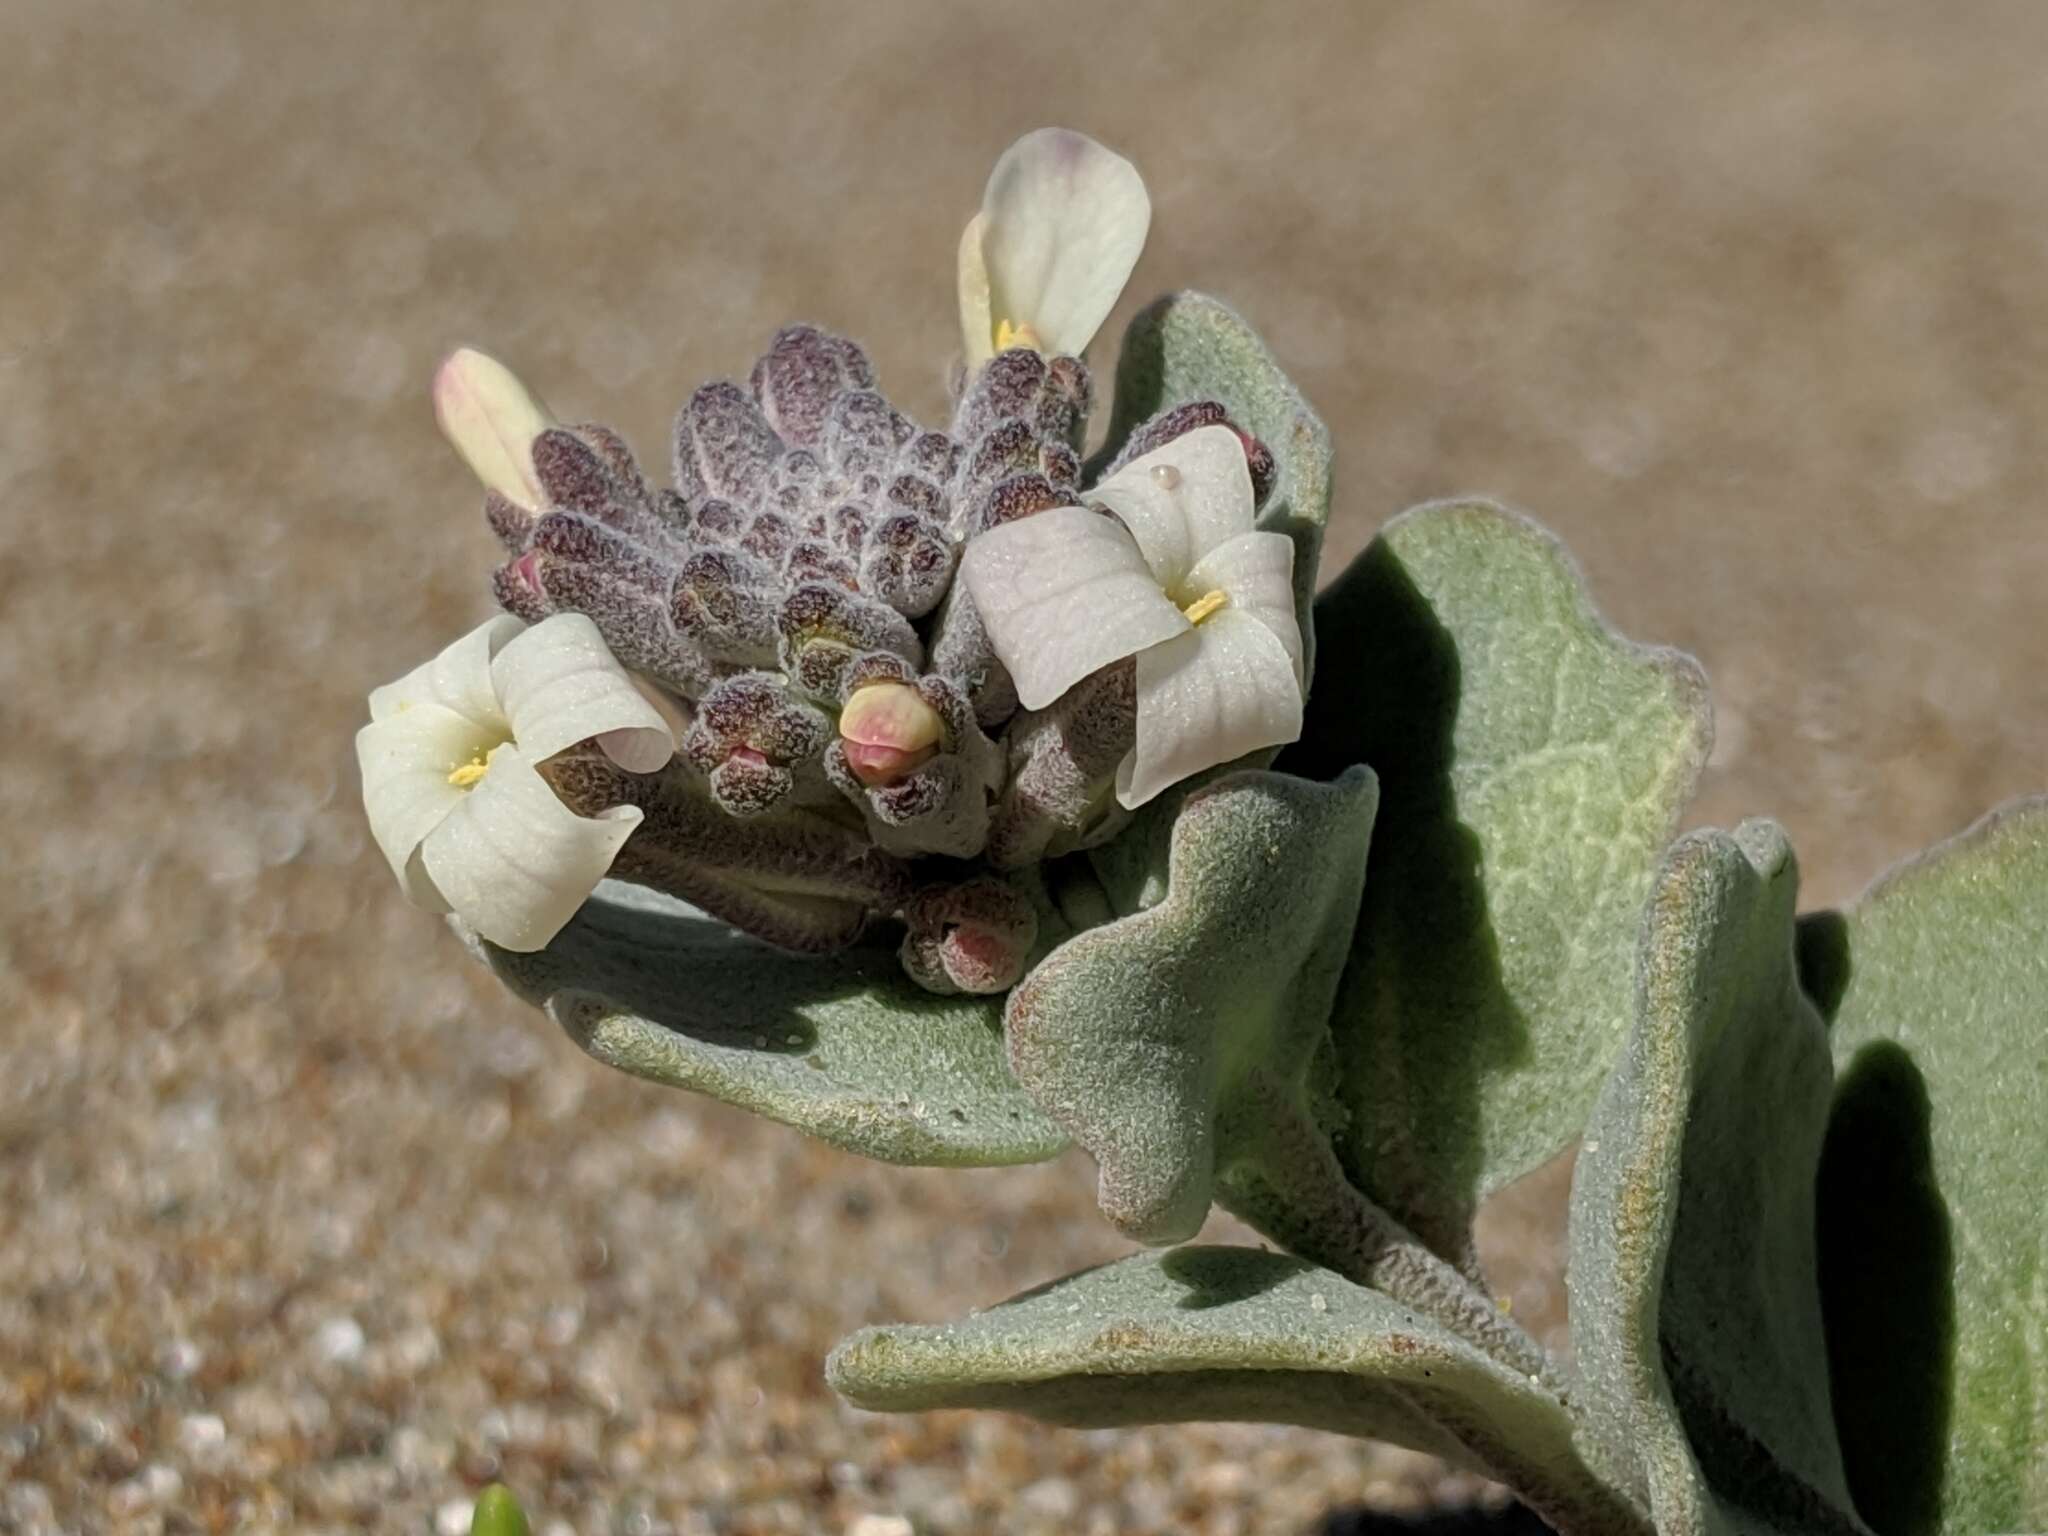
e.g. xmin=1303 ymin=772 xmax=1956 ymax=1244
xmin=361 ymin=127 xmax=2048 ymax=1534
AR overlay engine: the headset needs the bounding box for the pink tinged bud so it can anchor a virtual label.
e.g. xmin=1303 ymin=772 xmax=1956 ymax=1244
xmin=838 ymin=682 xmax=943 ymax=787
xmin=433 ymin=348 xmax=555 ymax=512
xmin=900 ymin=877 xmax=1038 ymax=996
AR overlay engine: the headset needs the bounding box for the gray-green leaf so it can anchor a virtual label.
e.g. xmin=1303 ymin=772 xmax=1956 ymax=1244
xmin=1005 ymin=768 xmax=1378 ymax=1243
xmin=829 ymin=1245 xmax=1650 ymax=1536
xmin=465 ymin=883 xmax=1065 ymax=1166
xmin=1809 ymin=797 xmax=2048 ymax=1534
xmin=1567 ymin=821 xmax=1867 ymax=1536
xmin=1285 ymin=500 xmax=1712 ymax=1267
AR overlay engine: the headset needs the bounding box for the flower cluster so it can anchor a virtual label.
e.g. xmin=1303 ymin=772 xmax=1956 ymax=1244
xmin=360 ymin=128 xmax=1306 ymax=987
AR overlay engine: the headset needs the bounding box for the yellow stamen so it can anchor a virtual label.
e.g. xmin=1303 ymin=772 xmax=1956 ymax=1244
xmin=447 ymin=756 xmax=490 ymax=789
xmin=1181 ymin=589 xmax=1229 ymax=626
xmin=993 ymin=319 xmax=1043 ymax=353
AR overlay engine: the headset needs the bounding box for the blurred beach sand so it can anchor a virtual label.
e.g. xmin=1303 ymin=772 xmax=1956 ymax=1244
xmin=4 ymin=3 xmax=2046 ymax=1530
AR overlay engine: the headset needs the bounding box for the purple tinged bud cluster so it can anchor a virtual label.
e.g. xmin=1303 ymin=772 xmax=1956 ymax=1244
xmin=466 ymin=327 xmax=1275 ymax=987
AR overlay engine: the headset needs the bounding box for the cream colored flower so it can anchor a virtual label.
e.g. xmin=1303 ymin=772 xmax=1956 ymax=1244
xmin=958 ymin=128 xmax=1151 ymax=370
xmin=431 ymin=347 xmax=555 ymax=511
xmin=357 ymin=613 xmax=676 ymax=951
xmin=960 ymin=426 xmax=1302 ymax=809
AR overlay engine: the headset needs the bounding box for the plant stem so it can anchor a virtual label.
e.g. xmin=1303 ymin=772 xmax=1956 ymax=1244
xmin=1216 ymin=1076 xmax=1556 ymax=1386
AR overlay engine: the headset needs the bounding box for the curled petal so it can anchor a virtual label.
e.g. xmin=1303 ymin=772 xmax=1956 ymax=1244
xmin=1117 ymin=611 xmax=1304 ymax=810
xmin=367 ymin=615 xmax=520 ymax=729
xmin=974 ymin=128 xmax=1150 ymax=362
xmin=1088 ymin=425 xmax=1256 ymax=591
xmin=433 ymin=348 xmax=555 ymax=511
xmin=960 ymin=505 xmax=1186 ymax=711
xmin=419 ymin=746 xmax=642 ymax=952
xmin=356 ymin=704 xmax=493 ymax=903
xmin=1186 ymin=529 xmax=1302 ymax=687
xmin=491 ymin=613 xmax=676 ymax=771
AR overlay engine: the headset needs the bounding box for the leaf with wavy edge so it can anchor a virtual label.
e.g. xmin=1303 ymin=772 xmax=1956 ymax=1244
xmin=830 ymin=1245 xmax=1651 ymax=1536
xmin=1567 ymin=822 xmax=1867 ymax=1536
xmin=1284 ymin=501 xmax=1712 ymax=1269
xmin=1810 ymin=797 xmax=2048 ymax=1534
xmin=1006 ymin=768 xmax=1377 ymax=1242
xmin=465 ymin=882 xmax=1065 ymax=1167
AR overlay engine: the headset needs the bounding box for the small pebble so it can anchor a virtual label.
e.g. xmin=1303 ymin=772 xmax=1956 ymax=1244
xmin=313 ymin=1315 xmax=367 ymax=1365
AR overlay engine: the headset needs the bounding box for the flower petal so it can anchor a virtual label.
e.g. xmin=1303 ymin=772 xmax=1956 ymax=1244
xmin=1116 ymin=610 xmax=1305 ymax=810
xmin=979 ymin=128 xmax=1150 ymax=359
xmin=960 ymin=505 xmax=1186 ymax=711
xmin=1186 ymin=528 xmax=1302 ymax=686
xmin=432 ymin=347 xmax=555 ymax=511
xmin=368 ymin=614 xmax=521 ymax=728
xmin=418 ymin=746 xmax=643 ymax=952
xmin=356 ymin=703 xmax=493 ymax=903
xmin=492 ymin=613 xmax=677 ymax=771
xmin=1089 ymin=425 xmax=1256 ymax=591
xmin=957 ymin=211 xmax=997 ymax=369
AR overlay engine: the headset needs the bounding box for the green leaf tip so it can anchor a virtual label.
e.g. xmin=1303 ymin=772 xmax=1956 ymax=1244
xmin=1568 ymin=820 xmax=1869 ymax=1536
xmin=1005 ymin=766 xmax=1379 ymax=1243
xmin=470 ymin=1484 xmax=531 ymax=1536
xmin=1816 ymin=796 xmax=2048 ymax=1534
xmin=1287 ymin=498 xmax=1712 ymax=1269
xmin=465 ymin=885 xmax=1065 ymax=1168
xmin=829 ymin=1245 xmax=1650 ymax=1536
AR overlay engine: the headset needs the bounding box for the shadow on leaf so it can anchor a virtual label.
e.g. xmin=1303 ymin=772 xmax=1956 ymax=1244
xmin=1159 ymin=1246 xmax=1312 ymax=1311
xmin=1817 ymin=1040 xmax=1954 ymax=1536
xmin=1281 ymin=539 xmax=1524 ymax=1262
xmin=1319 ymin=1502 xmax=1556 ymax=1535
xmin=489 ymin=885 xmax=975 ymax=1055
xmin=1795 ymin=909 xmax=1853 ymax=1024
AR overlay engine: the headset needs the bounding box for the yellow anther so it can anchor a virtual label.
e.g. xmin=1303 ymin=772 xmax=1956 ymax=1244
xmin=1180 ymin=589 xmax=1229 ymax=626
xmin=993 ymin=319 xmax=1043 ymax=353
xmin=447 ymin=756 xmax=490 ymax=789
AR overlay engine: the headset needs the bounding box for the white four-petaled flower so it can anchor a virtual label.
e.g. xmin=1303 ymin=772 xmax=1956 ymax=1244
xmin=958 ymin=127 xmax=1151 ymax=369
xmin=357 ymin=613 xmax=677 ymax=952
xmin=961 ymin=425 xmax=1304 ymax=809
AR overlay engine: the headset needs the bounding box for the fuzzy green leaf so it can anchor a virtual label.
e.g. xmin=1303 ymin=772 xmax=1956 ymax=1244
xmin=1006 ymin=768 xmax=1378 ymax=1243
xmin=830 ymin=1245 xmax=1650 ymax=1536
xmin=466 ymin=884 xmax=1065 ymax=1167
xmin=1284 ymin=501 xmax=1712 ymax=1266
xmin=1810 ymin=798 xmax=2048 ymax=1534
xmin=1566 ymin=822 xmax=1867 ymax=1536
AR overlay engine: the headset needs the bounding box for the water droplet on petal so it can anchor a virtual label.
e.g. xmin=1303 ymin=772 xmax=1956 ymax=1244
xmin=1150 ymin=464 xmax=1181 ymax=491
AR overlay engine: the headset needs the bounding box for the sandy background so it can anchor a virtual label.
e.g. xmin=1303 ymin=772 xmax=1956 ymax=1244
xmin=4 ymin=2 xmax=2046 ymax=1531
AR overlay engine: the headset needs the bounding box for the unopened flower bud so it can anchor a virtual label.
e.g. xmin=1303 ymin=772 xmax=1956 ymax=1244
xmin=433 ymin=348 xmax=555 ymax=512
xmin=750 ymin=325 xmax=875 ymax=448
xmin=838 ymin=682 xmax=944 ymax=787
xmin=899 ymin=877 xmax=1039 ymax=996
